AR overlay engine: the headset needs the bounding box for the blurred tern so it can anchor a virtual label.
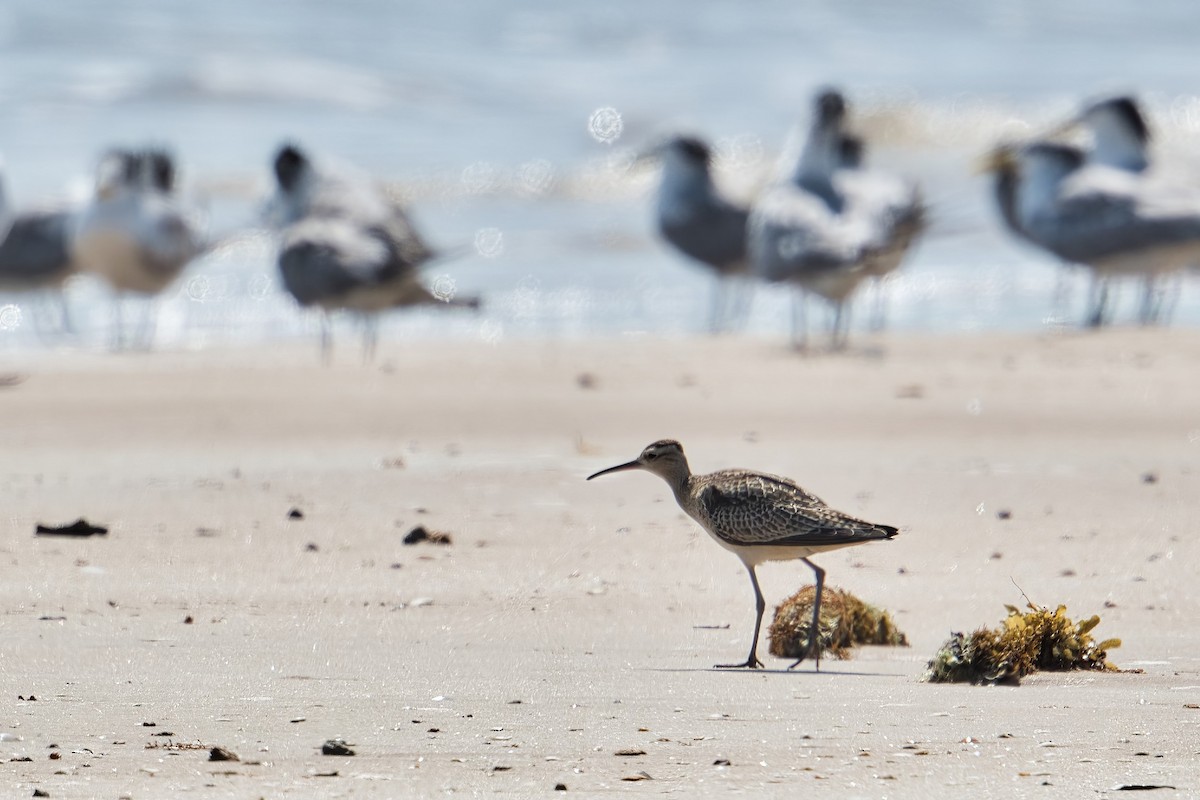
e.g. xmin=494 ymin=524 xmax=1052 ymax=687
xmin=72 ymin=147 xmax=207 ymax=348
xmin=648 ymin=136 xmax=752 ymax=333
xmin=270 ymin=143 xmax=479 ymax=362
xmin=987 ymin=139 xmax=1200 ymax=327
xmin=0 ymin=202 xmax=79 ymax=334
xmin=749 ymin=89 xmax=924 ymax=349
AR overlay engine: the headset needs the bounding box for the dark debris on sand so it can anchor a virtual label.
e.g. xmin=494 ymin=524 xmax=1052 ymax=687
xmin=403 ymin=526 xmax=452 ymax=546
xmin=35 ymin=519 xmax=108 ymax=537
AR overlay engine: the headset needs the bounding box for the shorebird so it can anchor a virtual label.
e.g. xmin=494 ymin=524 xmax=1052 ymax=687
xmin=270 ymin=143 xmax=478 ymax=362
xmin=749 ymin=89 xmax=923 ymax=350
xmin=587 ymin=440 xmax=898 ymax=670
xmin=1071 ymin=95 xmax=1182 ymax=325
xmin=648 ymin=136 xmax=752 ymax=333
xmin=986 ymin=137 xmax=1200 ymax=328
xmin=0 ymin=204 xmax=79 ymax=334
xmin=72 ymin=147 xmax=207 ymax=348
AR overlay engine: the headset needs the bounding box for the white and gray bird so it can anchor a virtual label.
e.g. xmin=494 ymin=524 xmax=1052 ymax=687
xmin=988 ymin=95 xmax=1185 ymax=326
xmin=649 ymin=136 xmax=752 ymax=333
xmin=749 ymin=89 xmax=923 ymax=350
xmin=269 ymin=143 xmax=478 ymax=362
xmin=0 ymin=202 xmax=79 ymax=335
xmin=72 ymin=147 xmax=207 ymax=348
xmin=1071 ymin=95 xmax=1182 ymax=325
xmin=988 ymin=138 xmax=1200 ymax=328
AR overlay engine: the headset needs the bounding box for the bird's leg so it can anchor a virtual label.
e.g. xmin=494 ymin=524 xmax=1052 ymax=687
xmin=1051 ymin=265 xmax=1074 ymax=320
xmin=111 ymin=293 xmax=125 ymax=352
xmin=715 ymin=563 xmax=765 ymax=669
xmin=361 ymin=314 xmax=379 ymax=364
xmin=57 ymin=290 xmax=75 ymax=336
xmin=830 ymin=301 xmax=849 ymax=351
xmin=134 ymin=296 xmax=158 ymax=351
xmin=788 ymin=558 xmax=826 ymax=671
xmin=1086 ymin=275 xmax=1109 ymax=328
xmin=868 ymin=278 xmax=887 ymax=332
xmin=319 ymin=311 xmax=333 ymax=366
xmin=790 ymin=288 xmax=808 ymax=352
xmin=731 ymin=275 xmax=755 ymax=331
xmin=1157 ymin=272 xmax=1183 ymax=326
xmin=708 ymin=276 xmax=727 ymax=335
xmin=1137 ymin=276 xmax=1156 ymax=326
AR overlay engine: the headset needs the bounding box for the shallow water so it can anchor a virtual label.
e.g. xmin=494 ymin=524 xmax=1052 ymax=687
xmin=3 ymin=0 xmax=1200 ymax=351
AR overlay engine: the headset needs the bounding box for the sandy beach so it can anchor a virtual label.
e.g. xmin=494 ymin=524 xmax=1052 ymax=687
xmin=3 ymin=330 xmax=1199 ymax=798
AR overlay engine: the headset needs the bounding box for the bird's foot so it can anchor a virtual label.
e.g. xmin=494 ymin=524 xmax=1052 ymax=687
xmin=787 ymin=640 xmax=823 ymax=671
xmin=714 ymin=655 xmax=763 ymax=669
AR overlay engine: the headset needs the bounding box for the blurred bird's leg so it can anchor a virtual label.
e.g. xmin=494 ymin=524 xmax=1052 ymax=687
xmin=1051 ymin=264 xmax=1074 ymax=321
xmin=319 ymin=311 xmax=334 ymax=365
xmin=1085 ymin=274 xmax=1110 ymax=328
xmin=729 ymin=275 xmax=756 ymax=332
xmin=133 ymin=297 xmax=158 ymax=351
xmin=1137 ymin=275 xmax=1157 ymax=326
xmin=867 ymin=278 xmax=888 ymax=332
xmin=361 ymin=313 xmax=379 ymax=364
xmin=110 ymin=293 xmax=125 ymax=351
xmin=789 ymin=288 xmax=808 ymax=351
xmin=1156 ymin=271 xmax=1184 ymax=325
xmin=56 ymin=290 xmax=75 ymax=336
xmin=706 ymin=276 xmax=726 ymax=334
xmin=1140 ymin=272 xmax=1180 ymax=326
xmin=829 ymin=300 xmax=851 ymax=351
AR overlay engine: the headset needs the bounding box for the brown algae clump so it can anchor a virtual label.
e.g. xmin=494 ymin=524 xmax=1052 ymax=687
xmin=768 ymin=585 xmax=909 ymax=661
xmin=924 ymin=603 xmax=1121 ymax=684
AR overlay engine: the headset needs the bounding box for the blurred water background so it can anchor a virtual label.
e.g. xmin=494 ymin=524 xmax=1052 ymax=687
xmin=4 ymin=0 xmax=1200 ymax=350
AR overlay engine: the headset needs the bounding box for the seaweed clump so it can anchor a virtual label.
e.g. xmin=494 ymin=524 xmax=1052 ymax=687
xmin=924 ymin=603 xmax=1121 ymax=684
xmin=768 ymin=585 xmax=909 ymax=661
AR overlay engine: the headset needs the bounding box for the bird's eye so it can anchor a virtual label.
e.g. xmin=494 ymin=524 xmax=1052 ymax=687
xmin=645 ymin=452 xmax=658 ymax=460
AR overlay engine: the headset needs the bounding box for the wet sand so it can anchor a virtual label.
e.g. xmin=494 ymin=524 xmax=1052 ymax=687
xmin=3 ymin=330 xmax=1199 ymax=797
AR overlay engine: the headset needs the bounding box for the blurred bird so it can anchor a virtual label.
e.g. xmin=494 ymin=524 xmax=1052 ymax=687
xmin=990 ymin=97 xmax=1195 ymax=327
xmin=648 ymin=136 xmax=752 ymax=333
xmin=833 ymin=133 xmax=924 ymax=331
xmin=0 ymin=202 xmax=79 ymax=335
xmin=1072 ymin=95 xmax=1181 ymax=324
xmin=270 ymin=143 xmax=478 ymax=362
xmin=749 ymin=89 xmax=924 ymax=349
xmin=72 ymin=147 xmax=207 ymax=348
xmin=986 ymin=139 xmax=1200 ymax=327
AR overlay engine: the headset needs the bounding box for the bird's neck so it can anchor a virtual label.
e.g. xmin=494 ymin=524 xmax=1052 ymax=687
xmin=789 ymin=119 xmax=841 ymax=184
xmin=784 ymin=122 xmax=843 ymax=211
xmin=657 ymin=160 xmax=714 ymax=223
xmin=662 ymin=466 xmax=694 ymax=506
xmin=1015 ymin=162 xmax=1069 ymax=225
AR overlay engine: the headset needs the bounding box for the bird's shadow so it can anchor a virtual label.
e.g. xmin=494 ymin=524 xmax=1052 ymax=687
xmin=643 ymin=666 xmax=905 ymax=678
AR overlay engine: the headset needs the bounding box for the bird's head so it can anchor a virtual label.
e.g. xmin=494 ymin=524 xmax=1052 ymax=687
xmin=587 ymin=439 xmax=690 ymax=483
xmin=814 ymin=88 xmax=847 ymax=125
xmin=273 ymin=143 xmax=310 ymax=193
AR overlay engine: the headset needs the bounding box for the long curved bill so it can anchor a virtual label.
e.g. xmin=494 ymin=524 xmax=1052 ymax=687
xmin=586 ymin=460 xmax=642 ymax=481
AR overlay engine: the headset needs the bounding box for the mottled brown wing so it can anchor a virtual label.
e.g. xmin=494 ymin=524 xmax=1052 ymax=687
xmin=698 ymin=472 xmax=896 ymax=548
